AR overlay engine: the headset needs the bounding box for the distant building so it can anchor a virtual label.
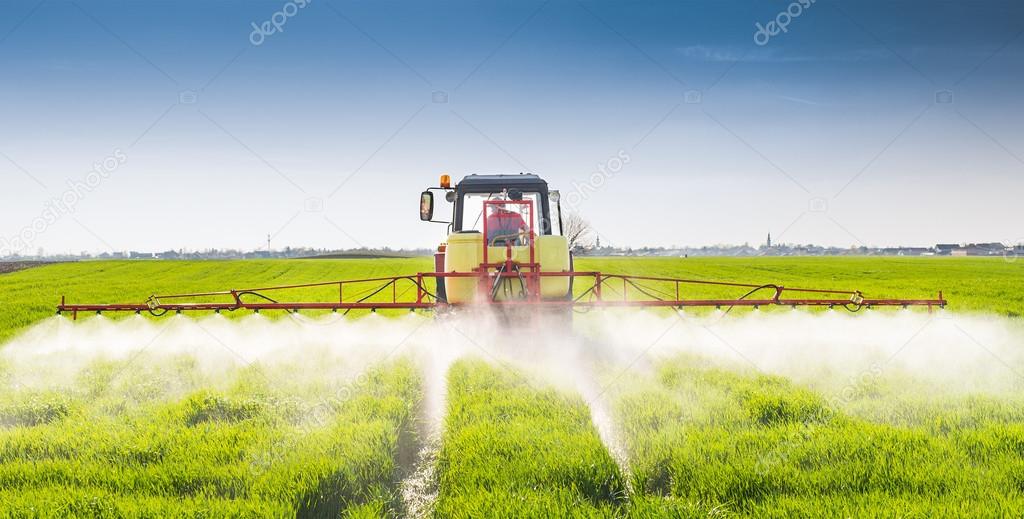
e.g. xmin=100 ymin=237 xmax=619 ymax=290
xmin=976 ymin=243 xmax=1007 ymax=254
xmin=951 ymin=243 xmax=1006 ymax=256
xmin=898 ymin=248 xmax=931 ymax=256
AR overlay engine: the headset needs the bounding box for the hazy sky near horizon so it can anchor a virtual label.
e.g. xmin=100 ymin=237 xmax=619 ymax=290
xmin=1 ymin=0 xmax=1022 ymax=254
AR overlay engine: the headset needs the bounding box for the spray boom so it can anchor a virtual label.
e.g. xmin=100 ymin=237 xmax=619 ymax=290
xmin=56 ymin=272 xmax=946 ymax=320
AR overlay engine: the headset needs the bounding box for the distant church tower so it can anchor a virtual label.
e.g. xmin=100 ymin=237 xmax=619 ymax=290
xmin=766 ymin=232 xmax=772 ymax=248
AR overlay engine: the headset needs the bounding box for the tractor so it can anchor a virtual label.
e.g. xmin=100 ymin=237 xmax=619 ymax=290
xmin=419 ymin=173 xmax=572 ymax=307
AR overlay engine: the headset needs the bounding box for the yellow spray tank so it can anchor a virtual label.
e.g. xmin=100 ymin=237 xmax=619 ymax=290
xmin=444 ymin=232 xmax=570 ymax=303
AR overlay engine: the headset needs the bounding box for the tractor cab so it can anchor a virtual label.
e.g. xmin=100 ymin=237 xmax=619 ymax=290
xmin=420 ymin=174 xmax=571 ymax=304
xmin=420 ymin=173 xmax=561 ymax=235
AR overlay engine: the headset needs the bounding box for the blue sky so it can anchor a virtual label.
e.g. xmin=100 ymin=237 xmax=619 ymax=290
xmin=1 ymin=0 xmax=1022 ymax=254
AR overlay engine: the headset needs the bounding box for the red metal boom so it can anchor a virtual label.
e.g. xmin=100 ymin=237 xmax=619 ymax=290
xmin=56 ymin=270 xmax=946 ymax=320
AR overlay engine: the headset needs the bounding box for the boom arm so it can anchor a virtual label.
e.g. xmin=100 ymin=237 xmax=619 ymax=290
xmin=56 ymin=271 xmax=946 ymax=319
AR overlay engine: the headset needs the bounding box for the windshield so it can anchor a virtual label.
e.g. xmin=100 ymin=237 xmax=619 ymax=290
xmin=462 ymin=192 xmax=541 ymax=234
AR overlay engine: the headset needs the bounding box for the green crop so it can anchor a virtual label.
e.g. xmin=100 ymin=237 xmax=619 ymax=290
xmin=613 ymin=354 xmax=1024 ymax=517
xmin=0 ymin=259 xmax=433 ymax=344
xmin=576 ymin=256 xmax=1024 ymax=318
xmin=0 ymin=353 xmax=420 ymax=517
xmin=1 ymin=257 xmax=1022 ymax=517
xmin=2 ymin=257 xmax=1021 ymax=343
xmin=434 ymin=359 xmax=626 ymax=518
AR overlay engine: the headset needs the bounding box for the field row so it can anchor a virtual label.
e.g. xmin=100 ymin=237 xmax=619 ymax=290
xmin=4 ymin=350 xmax=1024 ymax=517
xmin=0 ymin=353 xmax=421 ymax=517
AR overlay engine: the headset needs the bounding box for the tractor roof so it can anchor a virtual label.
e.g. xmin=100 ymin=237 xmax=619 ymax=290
xmin=457 ymin=173 xmax=547 ymax=191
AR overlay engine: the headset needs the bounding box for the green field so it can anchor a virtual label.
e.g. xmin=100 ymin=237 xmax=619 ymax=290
xmin=3 ymin=256 xmax=1021 ymax=345
xmin=615 ymin=355 xmax=1024 ymax=517
xmin=1 ymin=257 xmax=1022 ymax=517
xmin=0 ymin=354 xmax=420 ymax=516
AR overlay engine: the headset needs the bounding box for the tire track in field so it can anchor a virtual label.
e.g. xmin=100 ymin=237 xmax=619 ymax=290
xmin=571 ymin=343 xmax=633 ymax=483
xmin=398 ymin=345 xmax=459 ymax=518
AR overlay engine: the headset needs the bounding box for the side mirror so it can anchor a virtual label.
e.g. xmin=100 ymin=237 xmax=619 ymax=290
xmin=420 ymin=191 xmax=434 ymax=221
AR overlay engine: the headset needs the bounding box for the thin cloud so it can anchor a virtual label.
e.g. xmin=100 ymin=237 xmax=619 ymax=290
xmin=675 ymin=45 xmax=892 ymax=63
xmin=776 ymin=94 xmax=825 ymax=106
